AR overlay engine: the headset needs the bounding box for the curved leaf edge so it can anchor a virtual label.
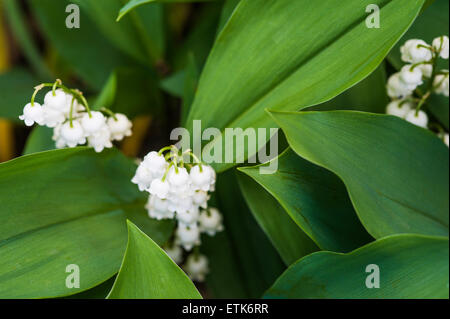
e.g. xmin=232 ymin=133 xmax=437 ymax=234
xmin=267 ymin=109 xmax=449 ymax=239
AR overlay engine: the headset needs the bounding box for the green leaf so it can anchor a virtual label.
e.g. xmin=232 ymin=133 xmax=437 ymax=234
xmin=239 ymin=149 xmax=371 ymax=253
xmin=237 ymin=169 xmax=319 ymax=265
xmin=30 ymin=0 xmax=132 ymax=90
xmin=387 ymin=0 xmax=449 ymax=70
xmin=107 ymin=221 xmax=202 ymax=299
xmin=216 ymin=0 xmax=240 ymax=34
xmin=0 ymin=148 xmax=173 ymax=298
xmin=118 ymin=0 xmax=214 ymax=21
xmin=271 ymin=110 xmax=449 ymax=239
xmin=23 ymin=126 xmax=55 ymax=155
xmin=311 ymin=63 xmax=389 ymax=113
xmin=186 ymin=0 xmax=425 ymax=172
xmin=0 ymin=68 xmax=37 ymax=121
xmin=265 ymin=234 xmax=449 ymax=299
xmin=204 ymin=170 xmax=285 ymax=298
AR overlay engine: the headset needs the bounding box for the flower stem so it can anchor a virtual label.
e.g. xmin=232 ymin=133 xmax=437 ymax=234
xmin=69 ymin=97 xmax=75 ymax=128
xmin=100 ymin=107 xmax=117 ymax=121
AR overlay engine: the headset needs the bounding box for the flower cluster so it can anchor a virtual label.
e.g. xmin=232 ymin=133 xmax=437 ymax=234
xmin=132 ymin=145 xmax=223 ymax=282
xmin=386 ymin=36 xmax=449 ymax=147
xmin=19 ymin=80 xmax=132 ymax=152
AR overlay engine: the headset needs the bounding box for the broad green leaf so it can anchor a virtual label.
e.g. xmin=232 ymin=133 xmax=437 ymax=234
xmin=185 ymin=0 xmax=425 ymax=172
xmin=271 ymin=111 xmax=449 ymax=239
xmin=237 ymin=170 xmax=318 ymax=265
xmin=311 ymin=63 xmax=388 ymax=114
xmin=239 ymin=149 xmax=371 ymax=253
xmin=265 ymin=234 xmax=449 ymax=299
xmin=0 ymin=68 xmax=37 ymax=121
xmin=216 ymin=0 xmax=240 ymax=34
xmin=23 ymin=126 xmax=55 ymax=155
xmin=387 ymin=0 xmax=449 ymax=70
xmin=0 ymin=148 xmax=173 ymax=298
xmin=204 ymin=170 xmax=285 ymax=298
xmin=107 ymin=221 xmax=202 ymax=299
xmin=30 ymin=0 xmax=132 ymax=90
xmin=118 ymin=0 xmax=214 ymax=21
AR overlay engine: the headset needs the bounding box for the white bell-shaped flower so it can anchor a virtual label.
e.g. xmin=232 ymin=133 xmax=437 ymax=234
xmin=131 ymin=164 xmax=154 ymax=191
xmin=143 ymin=151 xmax=167 ymax=176
xmin=168 ymin=195 xmax=194 ymax=214
xmin=386 ymin=100 xmax=414 ymax=119
xmin=107 ymin=113 xmax=133 ymax=141
xmin=418 ymin=64 xmax=433 ymax=78
xmin=199 ymin=208 xmax=224 ymax=236
xmin=167 ymin=166 xmax=190 ymax=194
xmin=52 ymin=124 xmax=66 ymax=149
xmin=149 ymin=178 xmax=171 ymax=199
xmin=400 ymin=39 xmax=432 ymax=63
xmin=146 ymin=195 xmax=174 ymax=220
xmin=432 ymin=36 xmax=449 ymax=59
xmin=42 ymin=104 xmax=66 ymax=128
xmin=192 ymin=190 xmax=209 ymax=209
xmin=433 ymin=73 xmax=449 ymax=97
xmin=176 ymin=206 xmax=200 ymax=226
xmin=60 ymin=121 xmax=86 ymax=147
xmin=399 ymin=65 xmax=423 ymax=90
xmin=405 ymin=110 xmax=428 ymax=129
xmin=184 ymin=254 xmax=209 ymax=282
xmin=19 ymin=103 xmax=45 ymax=126
xmin=190 ymin=165 xmax=214 ymax=191
xmin=176 ymin=224 xmax=201 ymax=251
xmin=44 ymin=89 xmax=71 ymax=114
xmin=87 ymin=124 xmax=113 ymax=152
xmin=387 ymin=73 xmax=413 ymax=99
xmin=164 ymin=244 xmax=183 ymax=264
xmin=444 ymin=134 xmax=449 ymax=147
xmin=81 ymin=111 xmax=106 ymax=135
